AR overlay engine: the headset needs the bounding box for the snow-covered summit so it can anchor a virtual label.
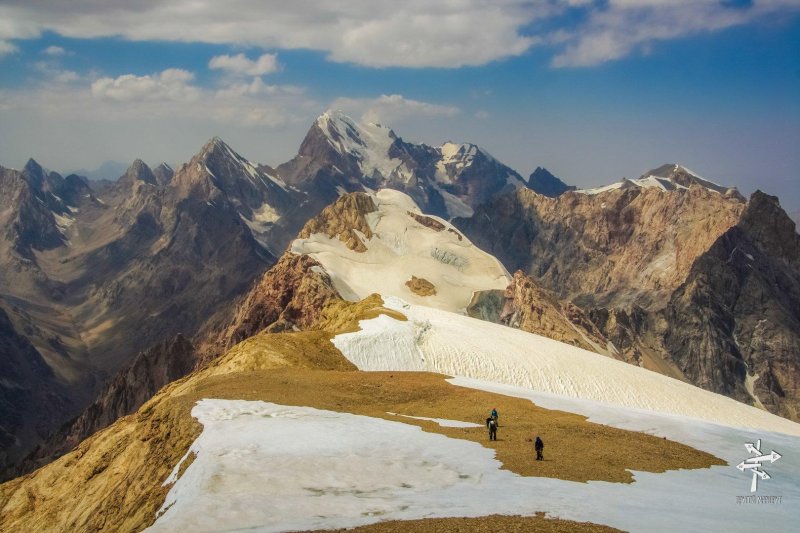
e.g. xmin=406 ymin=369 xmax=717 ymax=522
xmin=315 ymin=109 xmax=407 ymax=182
xmin=291 ymin=189 xmax=510 ymax=313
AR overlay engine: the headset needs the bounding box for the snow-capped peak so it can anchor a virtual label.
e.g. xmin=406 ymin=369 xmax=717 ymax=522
xmin=438 ymin=141 xmax=493 ymax=163
xmin=576 ymin=163 xmax=742 ymax=199
xmin=315 ymin=110 xmax=406 ymax=181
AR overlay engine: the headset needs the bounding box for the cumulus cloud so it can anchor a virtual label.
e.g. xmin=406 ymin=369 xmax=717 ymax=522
xmin=215 ymin=77 xmax=303 ymax=99
xmin=331 ymin=94 xmax=460 ymax=125
xmin=42 ymin=45 xmax=66 ymax=56
xmin=209 ymin=53 xmax=279 ymax=76
xmin=91 ymin=68 xmax=201 ymax=102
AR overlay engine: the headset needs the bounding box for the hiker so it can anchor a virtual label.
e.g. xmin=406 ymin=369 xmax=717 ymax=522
xmin=535 ymin=435 xmax=544 ymax=460
xmin=487 ymin=417 xmax=498 ymax=441
xmin=490 ymin=408 xmax=498 ymax=426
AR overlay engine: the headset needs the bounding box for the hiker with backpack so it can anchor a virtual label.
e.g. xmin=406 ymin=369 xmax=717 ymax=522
xmin=535 ymin=435 xmax=544 ymax=460
xmin=490 ymin=407 xmax=498 ymax=426
xmin=486 ymin=416 xmax=498 ymax=441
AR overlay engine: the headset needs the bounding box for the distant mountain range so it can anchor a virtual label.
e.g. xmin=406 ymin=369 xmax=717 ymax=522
xmin=1 ymin=110 xmax=799 ymax=484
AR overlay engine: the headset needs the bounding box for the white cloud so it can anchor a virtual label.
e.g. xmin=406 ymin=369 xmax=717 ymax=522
xmin=91 ymin=68 xmax=201 ymax=102
xmin=209 ymin=53 xmax=279 ymax=76
xmin=331 ymin=94 xmax=460 ymax=125
xmin=0 ymin=1 xmax=551 ymax=68
xmin=215 ymin=77 xmax=303 ymax=99
xmin=0 ymin=64 xmax=318 ymax=130
xmin=0 ymin=1 xmax=797 ymax=70
xmin=551 ymin=0 xmax=800 ymax=67
xmin=42 ymin=45 xmax=66 ymax=56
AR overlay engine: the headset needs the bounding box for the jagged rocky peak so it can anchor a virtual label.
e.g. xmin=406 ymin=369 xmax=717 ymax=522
xmin=152 ymin=162 xmax=174 ymax=186
xmin=739 ymin=190 xmax=800 ymax=264
xmin=172 ymin=136 xmax=288 ymax=205
xmin=118 ymin=159 xmax=157 ymax=187
xmin=527 ymin=167 xmax=575 ymax=197
xmin=22 ymin=158 xmax=65 ymax=194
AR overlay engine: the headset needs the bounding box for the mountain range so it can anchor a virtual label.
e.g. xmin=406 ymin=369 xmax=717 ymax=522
xmin=1 ymin=110 xmax=799 ymax=496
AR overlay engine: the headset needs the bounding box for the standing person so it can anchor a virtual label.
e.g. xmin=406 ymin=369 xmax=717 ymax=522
xmin=488 ymin=417 xmax=498 ymax=441
xmin=491 ymin=408 xmax=498 ymax=426
xmin=535 ymin=435 xmax=544 ymax=461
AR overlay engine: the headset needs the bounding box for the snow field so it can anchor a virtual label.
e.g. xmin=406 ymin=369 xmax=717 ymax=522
xmin=332 ymin=297 xmax=800 ymax=437
xmin=149 ymin=399 xmax=800 ymax=533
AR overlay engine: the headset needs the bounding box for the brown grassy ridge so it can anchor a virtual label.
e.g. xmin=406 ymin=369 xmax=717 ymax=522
xmin=0 ymin=295 xmax=723 ymax=532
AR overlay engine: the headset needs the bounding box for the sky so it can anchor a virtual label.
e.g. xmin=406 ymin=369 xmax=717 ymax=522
xmin=0 ymin=0 xmax=798 ymax=210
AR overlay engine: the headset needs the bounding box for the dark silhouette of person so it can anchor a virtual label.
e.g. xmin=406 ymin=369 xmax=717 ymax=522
xmin=487 ymin=417 xmax=498 ymax=441
xmin=535 ymin=436 xmax=544 ymax=460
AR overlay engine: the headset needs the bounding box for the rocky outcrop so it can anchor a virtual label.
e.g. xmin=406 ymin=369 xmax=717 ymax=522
xmin=213 ymin=253 xmax=342 ymax=356
xmin=298 ymin=192 xmax=377 ymax=252
xmin=406 ymin=276 xmax=437 ymax=296
xmin=469 ymin=271 xmax=613 ymax=356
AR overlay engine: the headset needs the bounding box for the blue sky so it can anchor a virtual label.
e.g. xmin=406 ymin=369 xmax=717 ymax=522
xmin=0 ymin=1 xmax=798 ymax=211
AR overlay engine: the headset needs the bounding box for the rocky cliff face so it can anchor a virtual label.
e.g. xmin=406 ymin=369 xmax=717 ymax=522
xmin=457 ymin=177 xmax=800 ymax=419
xmin=662 ymin=192 xmax=800 ymax=419
xmin=457 ymin=184 xmax=745 ymax=308
xmin=211 ymin=253 xmax=342 ymax=357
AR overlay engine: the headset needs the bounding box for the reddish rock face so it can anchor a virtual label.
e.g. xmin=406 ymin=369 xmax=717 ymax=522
xmin=459 ymin=185 xmax=800 ymax=421
xmin=216 ymin=253 xmax=342 ymax=354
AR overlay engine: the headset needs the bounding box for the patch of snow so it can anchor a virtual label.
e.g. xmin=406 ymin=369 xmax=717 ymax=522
xmin=744 ymin=372 xmax=766 ymax=411
xmin=333 ymin=298 xmax=800 ymax=437
xmin=52 ymin=211 xmax=74 ymax=234
xmin=436 ymin=186 xmax=474 ymax=218
xmin=291 ymin=189 xmax=509 ymax=313
xmin=149 ymin=399 xmax=800 ymax=533
xmin=575 ymin=181 xmax=626 ymax=195
xmin=239 ymin=203 xmax=280 ymax=252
